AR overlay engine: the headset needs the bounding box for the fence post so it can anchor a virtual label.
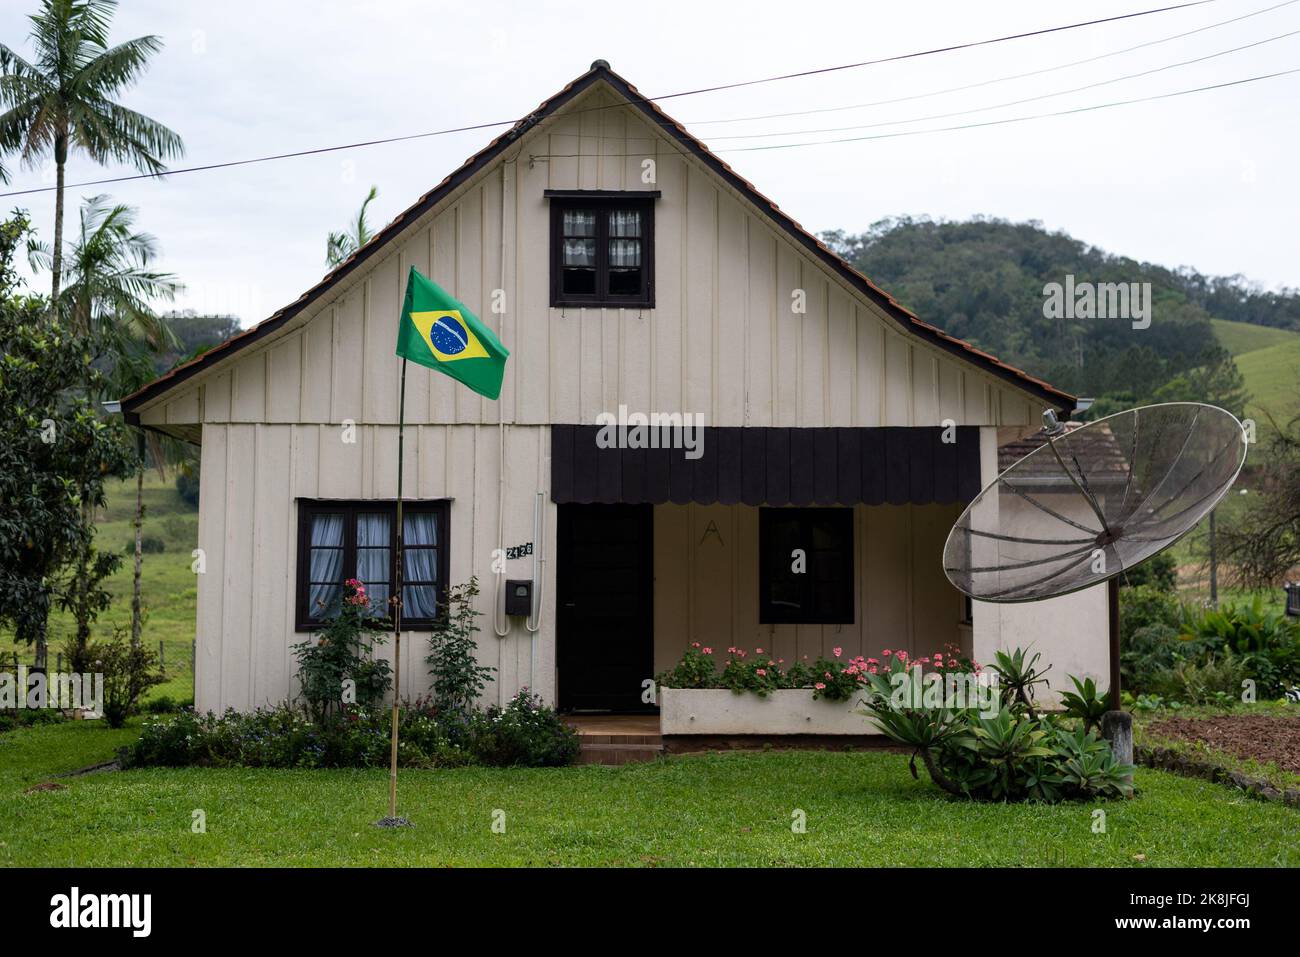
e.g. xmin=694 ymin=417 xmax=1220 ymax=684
xmin=159 ymin=640 xmax=165 ymax=675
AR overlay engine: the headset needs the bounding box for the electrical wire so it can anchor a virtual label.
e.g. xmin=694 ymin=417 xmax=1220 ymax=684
xmin=686 ymin=0 xmax=1297 ymax=126
xmin=702 ymin=26 xmax=1300 ymax=140
xmin=0 ymin=0 xmax=1217 ymax=198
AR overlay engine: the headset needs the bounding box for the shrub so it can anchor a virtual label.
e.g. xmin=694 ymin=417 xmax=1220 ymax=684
xmin=1179 ymin=599 xmax=1300 ymax=698
xmin=1059 ymin=675 xmax=1109 ymax=734
xmin=718 ymin=646 xmax=783 ymax=697
xmin=465 ymin=689 xmax=580 ymax=767
xmin=859 ymin=649 xmax=1134 ymax=803
xmin=1120 ymin=551 xmax=1177 ymax=592
xmin=1146 ymin=654 xmax=1249 ymax=707
xmin=88 ymin=633 xmax=165 ymax=728
xmin=655 ymin=643 xmax=977 ymax=702
xmin=292 ymin=578 xmax=391 ymax=723
xmin=125 ymin=703 xmax=457 ymax=770
xmin=426 ymin=578 xmax=496 ymax=716
xmin=655 ymin=642 xmax=717 ymax=689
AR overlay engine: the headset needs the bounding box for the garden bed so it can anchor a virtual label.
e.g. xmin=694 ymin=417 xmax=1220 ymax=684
xmin=1145 ymin=712 xmax=1300 ymax=773
xmin=659 ymin=687 xmax=877 ymax=736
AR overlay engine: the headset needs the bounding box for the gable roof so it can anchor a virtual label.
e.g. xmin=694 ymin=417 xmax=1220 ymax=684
xmin=123 ymin=62 xmax=1074 ymax=422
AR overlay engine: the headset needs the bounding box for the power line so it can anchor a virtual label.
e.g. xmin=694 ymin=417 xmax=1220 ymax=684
xmin=647 ymin=0 xmax=1216 ymax=100
xmin=524 ymin=65 xmax=1300 ymax=157
xmin=0 ymin=0 xmax=1216 ymax=198
xmin=703 ymin=26 xmax=1300 ymax=140
xmin=687 ymin=0 xmax=1298 ymax=126
xmin=722 ymin=66 xmax=1300 ymax=151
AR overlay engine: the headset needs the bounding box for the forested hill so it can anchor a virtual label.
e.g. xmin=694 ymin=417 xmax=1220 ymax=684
xmin=821 ymin=217 xmax=1300 ymax=407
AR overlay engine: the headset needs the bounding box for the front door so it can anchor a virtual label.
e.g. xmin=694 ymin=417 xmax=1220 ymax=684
xmin=557 ymin=503 xmax=654 ymax=712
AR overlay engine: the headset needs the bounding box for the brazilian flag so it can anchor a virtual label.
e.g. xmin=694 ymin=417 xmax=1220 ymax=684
xmin=395 ymin=267 xmax=509 ymax=399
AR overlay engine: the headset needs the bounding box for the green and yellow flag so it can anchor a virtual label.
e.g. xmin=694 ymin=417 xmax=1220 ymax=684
xmin=395 ymin=266 xmax=509 ymax=399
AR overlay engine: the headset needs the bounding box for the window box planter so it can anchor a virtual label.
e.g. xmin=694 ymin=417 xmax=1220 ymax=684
xmin=658 ymin=687 xmax=881 ymax=736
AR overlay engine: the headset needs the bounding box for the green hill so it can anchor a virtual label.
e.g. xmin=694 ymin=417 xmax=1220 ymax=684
xmin=1211 ymin=318 xmax=1300 ymax=357
xmin=1233 ymin=337 xmax=1300 ymax=419
xmin=824 ymin=217 xmax=1300 ymax=407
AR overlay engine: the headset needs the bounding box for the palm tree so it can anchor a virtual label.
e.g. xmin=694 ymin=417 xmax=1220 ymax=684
xmin=31 ymin=194 xmax=179 ymax=665
xmin=326 ymin=185 xmax=379 ymax=268
xmin=0 ymin=0 xmax=183 ymax=306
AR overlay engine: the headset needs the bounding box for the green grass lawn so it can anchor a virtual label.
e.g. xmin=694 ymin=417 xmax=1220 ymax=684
xmin=3 ymin=473 xmax=197 ymax=703
xmin=1 ymin=720 xmax=1295 ymax=868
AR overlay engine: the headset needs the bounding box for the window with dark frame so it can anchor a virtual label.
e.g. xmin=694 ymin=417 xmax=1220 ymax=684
xmin=548 ymin=192 xmax=655 ymax=307
xmin=296 ymin=500 xmax=449 ymax=631
xmin=759 ymin=507 xmax=855 ymax=625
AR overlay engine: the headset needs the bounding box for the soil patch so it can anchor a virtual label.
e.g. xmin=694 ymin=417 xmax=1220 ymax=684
xmin=1147 ymin=713 xmax=1300 ymax=773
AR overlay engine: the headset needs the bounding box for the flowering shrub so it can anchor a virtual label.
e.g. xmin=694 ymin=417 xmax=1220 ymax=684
xmin=465 ymin=689 xmax=580 ymax=767
xmin=291 ymin=578 xmax=391 ymax=723
xmin=121 ymin=692 xmax=576 ymax=770
xmin=718 ymin=646 xmax=785 ymax=697
xmin=656 ymin=642 xmax=978 ymax=703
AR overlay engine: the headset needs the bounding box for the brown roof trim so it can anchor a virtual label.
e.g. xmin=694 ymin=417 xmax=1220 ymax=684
xmin=123 ymin=63 xmax=1074 ymax=421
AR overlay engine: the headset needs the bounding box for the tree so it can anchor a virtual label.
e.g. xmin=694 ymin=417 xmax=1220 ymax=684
xmin=31 ymin=194 xmax=179 ymax=373
xmin=0 ymin=0 xmax=183 ymax=306
xmin=0 ymin=213 xmax=135 ymax=669
xmin=326 ymin=185 xmax=379 ymax=268
xmin=1151 ymin=346 xmax=1250 ymax=418
xmin=30 ymin=194 xmax=178 ymax=662
xmin=1220 ymin=410 xmax=1300 ymax=589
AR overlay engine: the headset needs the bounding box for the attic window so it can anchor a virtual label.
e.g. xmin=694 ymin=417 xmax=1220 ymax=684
xmin=547 ymin=191 xmax=656 ymax=307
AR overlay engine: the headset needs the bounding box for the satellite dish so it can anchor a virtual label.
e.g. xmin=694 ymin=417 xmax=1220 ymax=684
xmin=943 ymin=402 xmax=1248 ymax=718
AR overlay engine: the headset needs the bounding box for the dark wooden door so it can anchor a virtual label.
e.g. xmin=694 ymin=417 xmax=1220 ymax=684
xmin=557 ymin=504 xmax=654 ymax=712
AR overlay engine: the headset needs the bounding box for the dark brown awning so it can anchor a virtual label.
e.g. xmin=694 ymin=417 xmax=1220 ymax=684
xmin=550 ymin=425 xmax=981 ymax=507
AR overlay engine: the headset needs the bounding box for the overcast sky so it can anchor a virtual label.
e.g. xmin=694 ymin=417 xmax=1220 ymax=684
xmin=3 ymin=0 xmax=1298 ymax=326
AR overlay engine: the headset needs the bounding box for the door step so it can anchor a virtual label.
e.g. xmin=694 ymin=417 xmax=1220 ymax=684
xmin=576 ymin=733 xmax=664 ymax=766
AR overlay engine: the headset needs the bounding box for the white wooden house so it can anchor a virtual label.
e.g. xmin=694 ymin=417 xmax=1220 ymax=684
xmin=123 ymin=61 xmax=1107 ymax=719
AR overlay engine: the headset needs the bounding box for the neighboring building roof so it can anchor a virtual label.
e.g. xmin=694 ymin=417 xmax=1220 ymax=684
xmin=123 ymin=62 xmax=1075 ymax=422
xmin=999 ymin=421 xmax=1131 ymax=486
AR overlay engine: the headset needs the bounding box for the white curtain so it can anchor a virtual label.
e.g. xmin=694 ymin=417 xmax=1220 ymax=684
xmin=608 ymin=209 xmax=640 ymax=237
xmin=308 ymin=514 xmax=345 ymax=615
xmin=402 ymin=512 xmax=439 ymax=619
xmin=355 ymin=513 xmax=391 ymax=616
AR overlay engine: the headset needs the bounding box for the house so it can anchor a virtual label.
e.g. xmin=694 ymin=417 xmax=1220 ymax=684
xmin=122 ymin=61 xmax=1107 ymax=721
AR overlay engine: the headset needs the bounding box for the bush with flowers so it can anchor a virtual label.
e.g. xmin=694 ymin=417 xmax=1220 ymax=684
xmin=291 ymin=578 xmax=392 ymax=723
xmin=656 ymin=642 xmax=977 ymax=703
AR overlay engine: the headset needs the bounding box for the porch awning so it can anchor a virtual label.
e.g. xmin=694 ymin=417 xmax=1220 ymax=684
xmin=550 ymin=425 xmax=981 ymax=507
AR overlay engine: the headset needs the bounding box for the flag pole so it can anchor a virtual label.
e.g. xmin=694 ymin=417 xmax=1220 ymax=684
xmin=387 ymin=356 xmax=408 ymax=822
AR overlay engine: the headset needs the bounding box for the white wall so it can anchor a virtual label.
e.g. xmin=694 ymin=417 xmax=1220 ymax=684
xmin=969 ymin=427 xmax=1109 ymax=705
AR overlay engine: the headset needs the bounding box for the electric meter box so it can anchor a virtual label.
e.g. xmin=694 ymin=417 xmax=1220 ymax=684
xmin=505 ymin=580 xmax=533 ymax=617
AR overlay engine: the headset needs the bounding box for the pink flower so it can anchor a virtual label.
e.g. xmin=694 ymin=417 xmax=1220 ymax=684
xmin=692 ymin=641 xmax=701 ymax=648
xmin=702 ymin=647 xmax=713 ymax=655
xmin=882 ymin=649 xmax=892 ymax=657
xmin=866 ymin=658 xmax=878 ymax=665
xmin=756 ymin=668 xmax=767 ymax=677
xmin=833 ymin=647 xmax=843 ymax=658
xmin=756 ymin=647 xmax=764 ymax=655
xmin=814 ymin=682 xmax=826 ymax=690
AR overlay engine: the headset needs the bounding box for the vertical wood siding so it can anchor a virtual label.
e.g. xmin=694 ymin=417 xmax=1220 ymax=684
xmin=157 ymin=85 xmax=1058 ymax=713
